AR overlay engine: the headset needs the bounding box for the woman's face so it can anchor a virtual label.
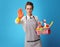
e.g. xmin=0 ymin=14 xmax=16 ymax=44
xmin=26 ymin=5 xmax=33 ymax=15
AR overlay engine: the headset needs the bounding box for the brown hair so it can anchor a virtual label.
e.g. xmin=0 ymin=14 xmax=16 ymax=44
xmin=25 ymin=1 xmax=34 ymax=10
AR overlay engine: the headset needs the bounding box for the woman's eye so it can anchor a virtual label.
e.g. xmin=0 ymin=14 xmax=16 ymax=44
xmin=27 ymin=8 xmax=32 ymax=10
xmin=30 ymin=8 xmax=32 ymax=10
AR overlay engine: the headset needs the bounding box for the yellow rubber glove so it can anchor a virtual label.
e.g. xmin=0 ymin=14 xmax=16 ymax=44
xmin=15 ymin=8 xmax=24 ymax=24
xmin=15 ymin=17 xmax=21 ymax=24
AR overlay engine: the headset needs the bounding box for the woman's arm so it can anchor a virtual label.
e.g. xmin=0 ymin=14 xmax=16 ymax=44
xmin=15 ymin=16 xmax=25 ymax=24
xmin=15 ymin=17 xmax=21 ymax=24
xmin=15 ymin=8 xmax=24 ymax=24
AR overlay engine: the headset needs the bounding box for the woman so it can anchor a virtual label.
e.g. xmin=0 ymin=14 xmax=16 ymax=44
xmin=15 ymin=1 xmax=42 ymax=47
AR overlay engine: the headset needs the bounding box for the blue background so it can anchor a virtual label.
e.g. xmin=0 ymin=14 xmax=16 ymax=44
xmin=0 ymin=0 xmax=60 ymax=47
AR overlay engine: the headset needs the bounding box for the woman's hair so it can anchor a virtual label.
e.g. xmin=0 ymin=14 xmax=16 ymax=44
xmin=25 ymin=1 xmax=34 ymax=10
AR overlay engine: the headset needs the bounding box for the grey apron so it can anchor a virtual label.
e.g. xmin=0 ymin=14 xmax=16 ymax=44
xmin=23 ymin=16 xmax=42 ymax=47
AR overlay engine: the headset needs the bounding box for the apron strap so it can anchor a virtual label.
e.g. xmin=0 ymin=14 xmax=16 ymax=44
xmin=26 ymin=16 xmax=27 ymax=20
xmin=26 ymin=16 xmax=36 ymax=21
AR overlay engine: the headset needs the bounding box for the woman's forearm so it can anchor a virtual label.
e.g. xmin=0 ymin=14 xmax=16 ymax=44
xmin=15 ymin=17 xmax=21 ymax=24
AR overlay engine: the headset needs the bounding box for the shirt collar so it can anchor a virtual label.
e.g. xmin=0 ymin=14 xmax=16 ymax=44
xmin=27 ymin=15 xmax=33 ymax=19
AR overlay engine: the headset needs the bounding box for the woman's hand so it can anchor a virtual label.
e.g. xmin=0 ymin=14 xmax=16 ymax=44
xmin=18 ymin=8 xmax=24 ymax=19
xmin=15 ymin=8 xmax=24 ymax=24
